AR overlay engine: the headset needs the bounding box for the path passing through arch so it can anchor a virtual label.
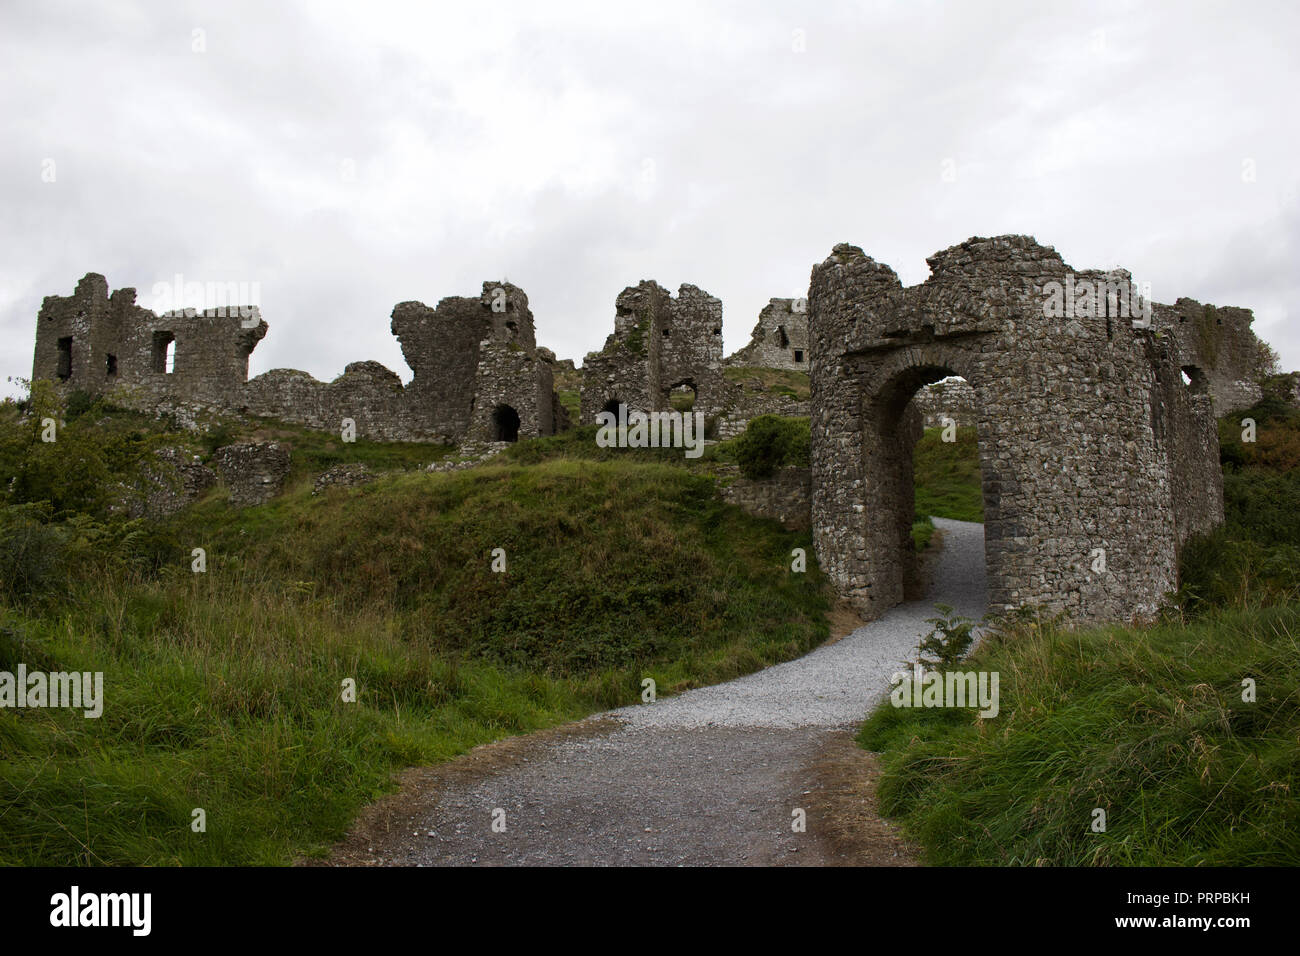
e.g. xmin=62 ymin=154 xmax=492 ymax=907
xmin=324 ymin=518 xmax=986 ymax=867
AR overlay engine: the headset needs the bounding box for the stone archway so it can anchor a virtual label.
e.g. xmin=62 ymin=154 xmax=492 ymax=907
xmin=808 ymin=237 xmax=1224 ymax=625
xmin=492 ymin=404 xmax=521 ymax=442
xmin=665 ymin=379 xmax=697 ymax=412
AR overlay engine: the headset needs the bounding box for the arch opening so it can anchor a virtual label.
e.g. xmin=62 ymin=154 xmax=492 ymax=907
xmin=492 ymin=404 xmax=521 ymax=442
xmin=860 ymin=363 xmax=991 ymax=611
xmin=668 ymin=381 xmax=697 ymax=412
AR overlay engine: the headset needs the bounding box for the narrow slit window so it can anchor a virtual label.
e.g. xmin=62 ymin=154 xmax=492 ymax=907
xmin=56 ymin=337 xmax=73 ymax=380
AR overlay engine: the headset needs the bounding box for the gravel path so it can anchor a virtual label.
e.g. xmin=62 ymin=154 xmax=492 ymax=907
xmin=337 ymin=518 xmax=986 ymax=866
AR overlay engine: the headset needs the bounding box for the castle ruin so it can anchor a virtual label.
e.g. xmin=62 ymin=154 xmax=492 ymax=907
xmin=808 ymin=236 xmax=1237 ymax=624
xmin=578 ymin=281 xmax=727 ymax=424
xmin=33 ymin=275 xmax=562 ymax=444
xmin=29 ymin=234 xmax=1276 ymax=626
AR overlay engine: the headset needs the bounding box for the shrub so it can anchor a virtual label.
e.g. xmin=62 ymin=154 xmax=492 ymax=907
xmin=733 ymin=415 xmax=810 ymax=479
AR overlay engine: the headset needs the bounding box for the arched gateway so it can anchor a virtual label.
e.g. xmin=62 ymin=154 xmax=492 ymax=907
xmin=808 ymin=236 xmax=1225 ymax=624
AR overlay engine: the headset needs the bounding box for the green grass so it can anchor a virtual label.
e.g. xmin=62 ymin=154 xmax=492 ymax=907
xmin=911 ymin=515 xmax=935 ymax=552
xmin=912 ymin=426 xmax=983 ymax=522
xmin=557 ymin=389 xmax=581 ymax=423
xmin=857 ymin=604 xmax=1300 ymax=865
xmin=0 ymin=444 xmax=830 ymax=864
xmin=723 ymin=366 xmax=810 ymax=400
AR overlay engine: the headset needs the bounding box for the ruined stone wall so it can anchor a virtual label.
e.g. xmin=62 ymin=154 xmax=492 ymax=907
xmin=907 ymin=377 xmax=977 ymax=428
xmin=580 ymin=281 xmax=726 ymax=422
xmin=716 ymin=465 xmax=811 ymax=530
xmin=658 ymin=284 xmax=726 ymax=416
xmin=34 ymin=274 xmax=267 ymax=406
xmin=1152 ymin=298 xmax=1265 ymax=415
xmin=714 ymin=386 xmax=809 ymax=440
xmin=33 ymin=274 xmax=561 ymax=445
xmin=1149 ymin=336 xmax=1225 ymax=547
xmin=809 ymin=236 xmax=1218 ymax=625
xmin=725 ymin=298 xmax=810 ymax=371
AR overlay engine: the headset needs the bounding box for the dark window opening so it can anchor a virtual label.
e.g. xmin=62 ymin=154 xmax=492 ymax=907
xmin=56 ymin=337 xmax=73 ymax=380
xmin=1182 ymin=366 xmax=1208 ymax=394
xmin=662 ymin=328 xmax=671 ymax=338
xmin=776 ymin=325 xmax=789 ymax=348
xmin=793 ymin=349 xmax=804 ymax=363
xmin=152 ymin=331 xmax=176 ymax=374
xmin=492 ymin=404 xmax=521 ymax=442
xmin=713 ymin=327 xmax=721 ymax=335
xmin=602 ymin=398 xmax=622 ymax=418
xmin=506 ymin=320 xmax=517 ymax=333
xmin=106 ymin=353 xmax=117 ymax=377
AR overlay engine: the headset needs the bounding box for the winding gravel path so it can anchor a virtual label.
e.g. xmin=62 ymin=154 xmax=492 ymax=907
xmin=338 ymin=518 xmax=986 ymax=866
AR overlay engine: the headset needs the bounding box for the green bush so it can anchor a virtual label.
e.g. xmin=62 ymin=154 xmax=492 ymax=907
xmin=733 ymin=415 xmax=810 ymax=479
xmin=0 ymin=505 xmax=69 ymax=598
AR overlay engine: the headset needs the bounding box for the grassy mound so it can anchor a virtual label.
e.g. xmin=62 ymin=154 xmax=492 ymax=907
xmin=0 ymin=393 xmax=828 ymax=865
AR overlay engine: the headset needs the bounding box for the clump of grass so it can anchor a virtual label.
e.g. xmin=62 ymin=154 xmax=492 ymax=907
xmin=858 ymin=604 xmax=1300 ymax=865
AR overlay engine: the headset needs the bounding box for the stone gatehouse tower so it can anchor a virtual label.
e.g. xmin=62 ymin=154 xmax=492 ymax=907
xmin=809 ymin=236 xmax=1225 ymax=624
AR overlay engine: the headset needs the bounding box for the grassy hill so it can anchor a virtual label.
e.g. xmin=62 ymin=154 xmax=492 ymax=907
xmin=0 ymin=389 xmax=827 ymax=865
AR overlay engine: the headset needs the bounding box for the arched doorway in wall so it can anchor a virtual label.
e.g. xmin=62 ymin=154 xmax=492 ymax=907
xmin=492 ymin=404 xmax=521 ymax=442
xmin=667 ymin=381 xmax=697 ymax=412
xmin=860 ymin=364 xmax=989 ymax=606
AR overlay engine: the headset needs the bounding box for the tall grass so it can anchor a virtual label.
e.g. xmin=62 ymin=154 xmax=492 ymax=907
xmin=858 ymin=605 xmax=1300 ymax=865
xmin=1 ymin=457 xmax=828 ymax=865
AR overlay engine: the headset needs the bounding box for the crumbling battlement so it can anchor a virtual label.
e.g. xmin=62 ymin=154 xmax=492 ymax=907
xmin=1151 ymin=298 xmax=1268 ymax=415
xmin=33 ymin=275 xmax=561 ymax=445
xmin=809 ymin=235 xmax=1228 ymax=625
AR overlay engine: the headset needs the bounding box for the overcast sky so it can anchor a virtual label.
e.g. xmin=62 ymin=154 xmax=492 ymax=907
xmin=3 ymin=0 xmax=1298 ymax=396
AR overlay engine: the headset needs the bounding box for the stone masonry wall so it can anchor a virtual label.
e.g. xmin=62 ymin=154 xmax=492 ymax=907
xmin=724 ymin=298 xmax=810 ymax=371
xmin=1152 ymin=298 xmax=1266 ymax=415
xmin=33 ymin=275 xmax=560 ymax=445
xmin=809 ymin=235 xmax=1224 ymax=626
xmin=716 ymin=465 xmax=811 ymax=530
xmin=580 ymin=281 xmax=726 ymax=423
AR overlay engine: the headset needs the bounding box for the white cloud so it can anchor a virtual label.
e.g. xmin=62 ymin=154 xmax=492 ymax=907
xmin=2 ymin=0 xmax=1298 ymax=396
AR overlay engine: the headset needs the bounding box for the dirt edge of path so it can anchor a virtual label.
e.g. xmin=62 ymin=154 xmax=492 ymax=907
xmin=804 ymin=733 xmax=922 ymax=866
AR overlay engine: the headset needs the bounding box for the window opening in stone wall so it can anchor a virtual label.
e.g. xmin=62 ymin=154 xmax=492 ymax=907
xmin=669 ymin=382 xmax=696 ymax=412
xmin=56 ymin=337 xmax=73 ymax=380
xmin=152 ymin=331 xmax=176 ymax=374
xmin=106 ymin=353 xmax=117 ymax=377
